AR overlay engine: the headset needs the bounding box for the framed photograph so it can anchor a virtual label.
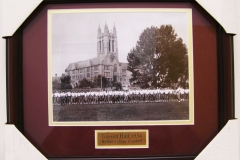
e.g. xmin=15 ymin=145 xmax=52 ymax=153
xmin=48 ymin=8 xmax=194 ymax=126
xmin=6 ymin=0 xmax=234 ymax=159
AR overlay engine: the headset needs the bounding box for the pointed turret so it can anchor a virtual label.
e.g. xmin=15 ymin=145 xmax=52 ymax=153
xmin=104 ymin=22 xmax=109 ymax=35
xmin=113 ymin=23 xmax=117 ymax=37
xmin=97 ymin=24 xmax=101 ymax=38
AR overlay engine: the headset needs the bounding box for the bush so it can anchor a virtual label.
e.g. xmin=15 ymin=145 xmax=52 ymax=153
xmin=79 ymin=78 xmax=91 ymax=88
xmin=115 ymin=82 xmax=122 ymax=91
xmin=63 ymin=84 xmax=72 ymax=89
xmin=52 ymin=83 xmax=61 ymax=90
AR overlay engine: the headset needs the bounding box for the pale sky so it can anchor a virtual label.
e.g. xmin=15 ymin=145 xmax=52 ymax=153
xmin=50 ymin=10 xmax=191 ymax=77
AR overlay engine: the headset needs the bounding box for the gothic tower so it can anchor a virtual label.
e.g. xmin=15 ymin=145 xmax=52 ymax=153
xmin=97 ymin=23 xmax=118 ymax=62
xmin=113 ymin=23 xmax=118 ymax=61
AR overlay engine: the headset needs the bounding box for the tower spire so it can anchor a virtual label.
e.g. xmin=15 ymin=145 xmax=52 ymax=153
xmin=98 ymin=24 xmax=101 ymax=37
xmin=104 ymin=21 xmax=109 ymax=35
xmin=113 ymin=22 xmax=117 ymax=37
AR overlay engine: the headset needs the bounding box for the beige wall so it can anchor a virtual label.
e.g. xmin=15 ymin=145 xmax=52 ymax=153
xmin=0 ymin=0 xmax=7 ymax=157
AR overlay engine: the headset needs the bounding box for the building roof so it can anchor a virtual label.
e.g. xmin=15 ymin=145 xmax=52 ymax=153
xmin=65 ymin=58 xmax=129 ymax=72
xmin=65 ymin=63 xmax=76 ymax=72
xmin=65 ymin=57 xmax=100 ymax=72
xmin=89 ymin=57 xmax=99 ymax=66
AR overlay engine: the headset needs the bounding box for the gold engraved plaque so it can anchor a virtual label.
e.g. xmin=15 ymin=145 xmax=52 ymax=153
xmin=95 ymin=130 xmax=149 ymax=149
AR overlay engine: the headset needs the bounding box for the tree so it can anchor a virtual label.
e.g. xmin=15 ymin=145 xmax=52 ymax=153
xmin=155 ymin=25 xmax=188 ymax=88
xmin=127 ymin=48 xmax=140 ymax=85
xmin=127 ymin=26 xmax=157 ymax=88
xmin=115 ymin=82 xmax=122 ymax=91
xmin=111 ymin=75 xmax=119 ymax=87
xmin=93 ymin=75 xmax=107 ymax=88
xmin=106 ymin=78 xmax=113 ymax=88
xmin=60 ymin=75 xmax=72 ymax=89
xmin=127 ymin=25 xmax=188 ymax=88
xmin=63 ymin=84 xmax=72 ymax=89
xmin=52 ymin=79 xmax=61 ymax=90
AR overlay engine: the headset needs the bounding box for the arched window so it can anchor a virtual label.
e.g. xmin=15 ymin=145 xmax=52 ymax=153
xmin=114 ymin=64 xmax=117 ymax=72
xmin=102 ymin=40 xmax=104 ymax=51
xmin=112 ymin=40 xmax=114 ymax=52
xmin=99 ymin=41 xmax=101 ymax=52
xmin=109 ymin=40 xmax=111 ymax=52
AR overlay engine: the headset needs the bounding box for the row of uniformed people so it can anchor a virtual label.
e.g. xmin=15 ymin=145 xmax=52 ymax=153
xmin=52 ymin=88 xmax=189 ymax=105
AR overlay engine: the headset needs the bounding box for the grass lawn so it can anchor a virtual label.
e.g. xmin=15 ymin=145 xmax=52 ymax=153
xmin=53 ymin=101 xmax=189 ymax=122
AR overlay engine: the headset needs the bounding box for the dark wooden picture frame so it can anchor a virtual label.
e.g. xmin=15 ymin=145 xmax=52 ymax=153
xmin=5 ymin=0 xmax=235 ymax=159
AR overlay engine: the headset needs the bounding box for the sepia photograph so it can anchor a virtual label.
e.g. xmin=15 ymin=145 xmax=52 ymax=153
xmin=48 ymin=8 xmax=194 ymax=126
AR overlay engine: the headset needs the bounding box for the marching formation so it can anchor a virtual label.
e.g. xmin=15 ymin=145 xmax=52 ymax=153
xmin=52 ymin=88 xmax=189 ymax=105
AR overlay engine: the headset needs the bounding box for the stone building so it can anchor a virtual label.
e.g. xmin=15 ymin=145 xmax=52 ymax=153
xmin=65 ymin=23 xmax=131 ymax=88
